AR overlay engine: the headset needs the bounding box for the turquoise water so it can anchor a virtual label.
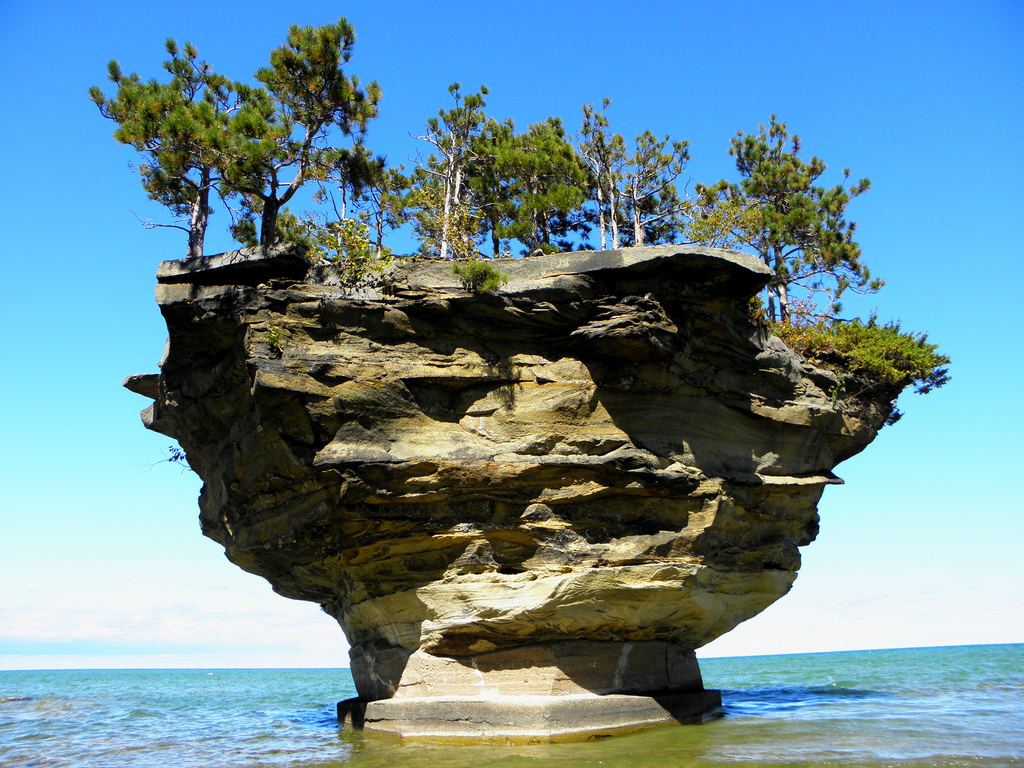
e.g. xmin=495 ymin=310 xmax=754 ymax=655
xmin=1 ymin=644 xmax=1021 ymax=767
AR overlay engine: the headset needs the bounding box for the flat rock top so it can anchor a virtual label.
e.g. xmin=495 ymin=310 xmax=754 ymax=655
xmin=396 ymin=246 xmax=770 ymax=295
xmin=154 ymin=243 xmax=772 ymax=297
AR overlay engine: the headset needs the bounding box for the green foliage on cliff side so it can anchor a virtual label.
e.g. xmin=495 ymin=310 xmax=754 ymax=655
xmin=773 ymin=318 xmax=950 ymax=401
xmin=265 ymin=324 xmax=284 ymax=356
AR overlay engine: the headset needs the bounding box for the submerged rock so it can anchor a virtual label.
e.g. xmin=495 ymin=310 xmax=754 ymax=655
xmin=130 ymin=244 xmax=893 ymax=740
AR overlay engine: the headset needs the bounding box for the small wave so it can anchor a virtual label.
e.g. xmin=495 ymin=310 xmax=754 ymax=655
xmin=722 ymin=684 xmax=886 ymax=715
xmin=0 ymin=695 xmax=33 ymax=703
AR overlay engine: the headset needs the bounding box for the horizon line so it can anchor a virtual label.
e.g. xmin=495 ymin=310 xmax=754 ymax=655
xmin=2 ymin=641 xmax=1020 ymax=673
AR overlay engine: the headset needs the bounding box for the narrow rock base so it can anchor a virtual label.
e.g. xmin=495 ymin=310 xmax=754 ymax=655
xmin=337 ymin=691 xmax=722 ymax=742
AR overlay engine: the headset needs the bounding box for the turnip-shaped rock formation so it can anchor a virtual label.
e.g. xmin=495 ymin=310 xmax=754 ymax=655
xmin=127 ymin=244 xmax=893 ymax=740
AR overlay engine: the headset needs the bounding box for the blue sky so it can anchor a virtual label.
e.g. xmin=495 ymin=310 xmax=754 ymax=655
xmin=0 ymin=0 xmax=1021 ymax=669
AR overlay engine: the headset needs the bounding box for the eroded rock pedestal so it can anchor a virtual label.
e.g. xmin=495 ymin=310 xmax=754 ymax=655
xmin=129 ymin=244 xmax=894 ymax=741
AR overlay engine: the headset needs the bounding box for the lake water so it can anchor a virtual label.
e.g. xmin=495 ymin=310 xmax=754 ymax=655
xmin=1 ymin=644 xmax=1021 ymax=767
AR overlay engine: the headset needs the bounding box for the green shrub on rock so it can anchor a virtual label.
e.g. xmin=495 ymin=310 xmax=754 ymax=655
xmin=452 ymin=257 xmax=508 ymax=292
xmin=309 ymin=217 xmax=392 ymax=286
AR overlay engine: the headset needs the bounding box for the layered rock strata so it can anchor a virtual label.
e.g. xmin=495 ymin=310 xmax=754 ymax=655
xmin=129 ymin=244 xmax=893 ymax=741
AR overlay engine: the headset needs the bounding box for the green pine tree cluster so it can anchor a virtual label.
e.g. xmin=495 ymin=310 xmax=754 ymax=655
xmin=93 ymin=17 xmax=948 ymax=406
xmin=90 ymin=17 xmax=874 ymax=315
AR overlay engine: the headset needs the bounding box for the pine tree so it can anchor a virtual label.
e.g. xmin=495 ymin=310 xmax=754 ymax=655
xmin=465 ymin=118 xmax=516 ymax=256
xmin=90 ymin=39 xmax=235 ymax=260
xmin=578 ymin=101 xmax=691 ymax=249
xmin=324 ymin=144 xmax=378 ymax=220
xmin=577 ymin=100 xmax=627 ymax=249
xmin=408 ymin=180 xmax=481 ymax=260
xmin=696 ymin=115 xmax=879 ymax=323
xmin=220 ymin=18 xmax=381 ymax=247
xmin=493 ymin=118 xmax=589 ymax=254
xmin=361 ymin=162 xmax=410 ymax=258
xmin=412 ymin=83 xmax=490 ymax=259
xmin=317 ymin=145 xmax=409 ymax=258
xmin=684 ymin=195 xmax=763 ymax=250
xmin=621 ymin=131 xmax=690 ymax=246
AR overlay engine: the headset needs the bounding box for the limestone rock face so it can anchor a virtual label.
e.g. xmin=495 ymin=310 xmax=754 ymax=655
xmin=133 ymin=244 xmax=892 ymax=736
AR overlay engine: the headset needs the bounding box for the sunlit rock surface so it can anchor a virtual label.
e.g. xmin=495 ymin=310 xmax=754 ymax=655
xmin=130 ymin=244 xmax=892 ymax=740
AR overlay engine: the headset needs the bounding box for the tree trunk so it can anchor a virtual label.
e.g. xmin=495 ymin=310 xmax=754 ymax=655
xmin=187 ymin=167 xmax=211 ymax=260
xmin=771 ymin=247 xmax=790 ymax=323
xmin=777 ymin=283 xmax=790 ymax=324
xmin=490 ymin=225 xmax=500 ymax=257
xmin=632 ymin=189 xmax=644 ymax=246
xmin=452 ymin=166 xmax=463 ymax=207
xmin=452 ymin=166 xmax=464 ymax=257
xmin=374 ymin=207 xmax=385 ymax=256
xmin=596 ymin=183 xmax=606 ymax=250
xmin=260 ymin=198 xmax=280 ymax=248
xmin=439 ymin=183 xmax=451 ymax=260
xmin=533 ymin=181 xmax=550 ymax=251
xmin=608 ymin=181 xmax=620 ymax=249
xmin=440 ymin=162 xmax=461 ymax=260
